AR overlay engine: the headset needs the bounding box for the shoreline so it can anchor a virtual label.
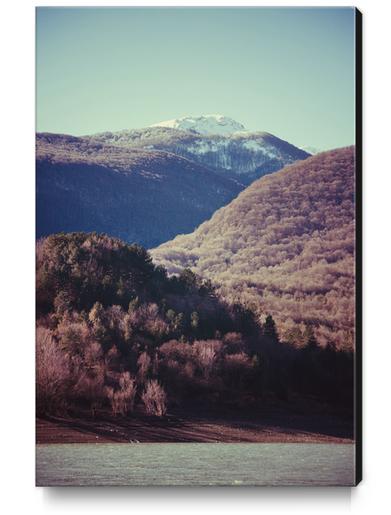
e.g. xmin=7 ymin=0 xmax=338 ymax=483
xmin=37 ymin=409 xmax=354 ymax=445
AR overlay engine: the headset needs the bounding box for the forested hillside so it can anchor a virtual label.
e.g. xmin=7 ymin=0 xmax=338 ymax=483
xmin=152 ymin=147 xmax=356 ymax=349
xmin=36 ymin=133 xmax=242 ymax=248
xmin=36 ymin=233 xmax=353 ymax=418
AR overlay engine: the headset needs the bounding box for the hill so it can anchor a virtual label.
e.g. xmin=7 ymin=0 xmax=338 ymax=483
xmin=36 ymin=133 xmax=242 ymax=248
xmin=152 ymin=147 xmax=356 ymax=349
xmin=36 ymin=232 xmax=354 ymax=422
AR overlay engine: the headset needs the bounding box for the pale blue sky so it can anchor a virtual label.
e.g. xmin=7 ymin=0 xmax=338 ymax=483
xmin=36 ymin=7 xmax=356 ymax=150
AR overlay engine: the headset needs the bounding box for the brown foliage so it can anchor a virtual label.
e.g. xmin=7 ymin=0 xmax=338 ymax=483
xmin=152 ymin=147 xmax=356 ymax=349
xmin=105 ymin=372 xmax=137 ymax=416
xmin=192 ymin=340 xmax=222 ymax=379
xmin=36 ymin=327 xmax=72 ymax=415
xmin=137 ymin=352 xmax=151 ymax=383
xmin=141 ymin=380 xmax=167 ymax=416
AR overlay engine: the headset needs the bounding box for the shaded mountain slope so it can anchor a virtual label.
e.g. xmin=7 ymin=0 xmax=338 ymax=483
xmin=152 ymin=147 xmax=356 ymax=349
xmin=36 ymin=133 xmax=242 ymax=248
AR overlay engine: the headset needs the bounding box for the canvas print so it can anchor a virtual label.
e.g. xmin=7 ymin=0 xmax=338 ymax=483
xmin=36 ymin=7 xmax=361 ymax=486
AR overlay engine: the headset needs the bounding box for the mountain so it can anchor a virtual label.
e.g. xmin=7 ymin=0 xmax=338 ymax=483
xmin=150 ymin=114 xmax=246 ymax=135
xmin=36 ymin=115 xmax=310 ymax=248
xmin=151 ymin=147 xmax=356 ymax=349
xmin=36 ymin=133 xmax=242 ymax=248
xmin=87 ymin=116 xmax=310 ymax=186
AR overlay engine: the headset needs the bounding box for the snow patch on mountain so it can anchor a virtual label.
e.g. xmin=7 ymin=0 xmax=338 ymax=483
xmin=243 ymin=140 xmax=264 ymax=152
xmin=151 ymin=114 xmax=247 ymax=136
xmin=86 ymin=117 xmax=311 ymax=184
xmin=187 ymin=139 xmax=230 ymax=156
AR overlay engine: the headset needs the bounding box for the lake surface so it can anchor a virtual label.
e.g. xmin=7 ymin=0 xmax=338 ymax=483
xmin=36 ymin=442 xmax=355 ymax=486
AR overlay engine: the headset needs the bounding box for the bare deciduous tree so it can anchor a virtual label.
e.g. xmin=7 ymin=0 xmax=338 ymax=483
xmin=141 ymin=380 xmax=167 ymax=416
xmin=36 ymin=327 xmax=72 ymax=415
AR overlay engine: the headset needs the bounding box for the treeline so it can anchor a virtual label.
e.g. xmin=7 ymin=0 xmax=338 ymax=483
xmin=36 ymin=233 xmax=353 ymax=418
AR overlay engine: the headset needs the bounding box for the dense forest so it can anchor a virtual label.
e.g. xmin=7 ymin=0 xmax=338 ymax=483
xmin=36 ymin=133 xmax=241 ymax=248
xmin=37 ymin=233 xmax=353 ymax=419
xmin=152 ymin=147 xmax=356 ymax=350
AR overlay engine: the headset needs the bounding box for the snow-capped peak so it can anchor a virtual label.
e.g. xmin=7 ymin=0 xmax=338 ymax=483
xmin=150 ymin=114 xmax=247 ymax=136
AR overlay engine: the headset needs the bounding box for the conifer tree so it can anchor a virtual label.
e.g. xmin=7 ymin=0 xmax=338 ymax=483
xmin=264 ymin=314 xmax=279 ymax=343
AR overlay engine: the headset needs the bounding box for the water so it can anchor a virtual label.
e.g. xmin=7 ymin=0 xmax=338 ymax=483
xmin=36 ymin=442 xmax=355 ymax=486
